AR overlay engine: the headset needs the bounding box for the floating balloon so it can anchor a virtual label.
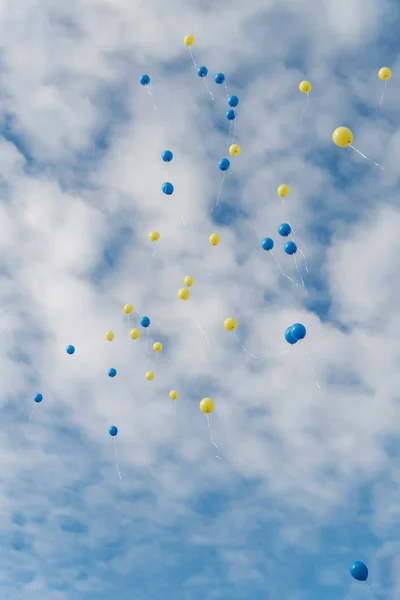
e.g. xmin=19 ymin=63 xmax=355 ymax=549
xmin=162 ymin=150 xmax=173 ymax=162
xmin=291 ymin=323 xmax=306 ymax=340
xmin=162 ymin=182 xmax=174 ymax=195
xmin=140 ymin=74 xmax=150 ymax=86
xmin=332 ymin=127 xmax=383 ymax=170
xmin=34 ymin=393 xmax=43 ymax=403
xmin=214 ymin=73 xmax=225 ymax=84
xmin=130 ymin=328 xmax=140 ymax=340
xmin=178 ymin=287 xmax=190 ymax=300
xmin=224 ymin=318 xmax=237 ymax=331
xmin=109 ymin=426 xmax=118 ymax=437
xmin=124 ymin=304 xmax=134 ymax=315
xmin=350 ymin=561 xmax=368 ymax=582
xmin=377 ymin=67 xmax=392 ymax=109
xmin=141 ymin=316 xmax=151 ymax=328
xmin=219 ymin=158 xmax=230 ymax=171
xmin=226 ymin=109 xmax=236 ymax=121
xmin=169 ymin=390 xmax=178 ymax=400
xmin=262 ymin=237 xmax=274 ymax=251
xmin=229 ymin=144 xmax=241 ymax=156
xmin=284 ymin=325 xmax=321 ymax=389
xmin=184 ymin=34 xmax=195 ymax=47
xmin=109 ymin=426 xmax=121 ymax=480
xmin=278 ymin=223 xmax=291 ymax=237
xmin=149 ymin=231 xmax=160 ymax=242
xmin=285 ymin=327 xmax=298 ymax=345
xmin=284 ymin=241 xmax=297 ymax=255
xmin=277 ymin=184 xmax=290 ymax=198
xmin=153 ymin=342 xmax=163 ymax=352
xmin=105 ymin=331 xmax=115 ymax=341
xmin=66 ymin=345 xmax=75 ymax=355
xmin=299 ymin=81 xmax=312 ymax=122
xmin=228 ymin=95 xmax=239 ymax=107
xmin=145 ymin=371 xmax=155 ymax=381
xmin=224 ymin=317 xmax=265 ymax=361
xmin=209 ymin=233 xmax=220 ymax=246
xmin=212 ymin=159 xmax=231 ymax=212
xmin=196 ymin=66 xmax=214 ymax=99
xmin=200 ymin=397 xmax=214 ymax=414
xmin=184 ymin=275 xmax=194 ymax=287
xmin=108 ymin=368 xmax=117 ymax=378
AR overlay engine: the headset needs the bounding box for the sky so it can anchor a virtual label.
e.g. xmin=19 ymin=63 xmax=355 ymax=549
xmin=1 ymin=0 xmax=400 ymax=598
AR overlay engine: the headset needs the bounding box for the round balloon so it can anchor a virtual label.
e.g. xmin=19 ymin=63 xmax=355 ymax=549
xmin=184 ymin=275 xmax=194 ymax=287
xmin=278 ymin=223 xmax=292 ymax=237
xmin=140 ymin=74 xmax=150 ymax=86
xmin=291 ymin=323 xmax=306 ymax=340
xmin=184 ymin=34 xmax=195 ymax=47
xmin=332 ymin=127 xmax=353 ymax=147
xmin=178 ymin=287 xmax=190 ymax=300
xmin=277 ymin=184 xmax=290 ymax=198
xmin=197 ymin=66 xmax=208 ymax=78
xmin=229 ymin=144 xmax=241 ymax=156
xmin=350 ymin=561 xmax=368 ymax=582
xmin=149 ymin=231 xmax=160 ymax=242
xmin=224 ymin=317 xmax=237 ymax=331
xmin=108 ymin=368 xmax=117 ymax=377
xmin=209 ymin=233 xmax=220 ymax=246
xmin=299 ymin=80 xmax=312 ymax=93
xmin=130 ymin=328 xmax=140 ymax=339
xmin=109 ymin=426 xmax=118 ymax=437
xmin=124 ymin=304 xmax=134 ymax=314
xmin=162 ymin=182 xmax=174 ymax=195
xmin=162 ymin=150 xmax=173 ymax=162
xmin=228 ymin=95 xmax=239 ymax=107
xmin=141 ymin=316 xmax=151 ymax=328
xmin=285 ymin=327 xmax=298 ymax=345
xmin=66 ymin=345 xmax=75 ymax=355
xmin=169 ymin=390 xmax=178 ymax=400
xmin=200 ymin=397 xmax=214 ymax=414
xmin=226 ymin=109 xmax=236 ymax=121
xmin=284 ymin=241 xmax=297 ymax=255
xmin=378 ymin=67 xmax=391 ymax=81
xmin=153 ymin=342 xmax=163 ymax=352
xmin=145 ymin=371 xmax=155 ymax=381
xmin=34 ymin=393 xmax=43 ymax=403
xmin=262 ymin=237 xmax=274 ymax=251
xmin=105 ymin=331 xmax=115 ymax=341
xmin=219 ymin=158 xmax=230 ymax=171
xmin=214 ymin=73 xmax=225 ymax=84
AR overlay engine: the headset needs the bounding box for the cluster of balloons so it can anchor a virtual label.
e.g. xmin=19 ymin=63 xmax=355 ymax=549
xmin=285 ymin=323 xmax=306 ymax=345
xmin=178 ymin=275 xmax=194 ymax=301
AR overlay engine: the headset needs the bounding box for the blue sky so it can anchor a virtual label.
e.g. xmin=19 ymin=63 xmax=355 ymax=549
xmin=1 ymin=0 xmax=400 ymax=598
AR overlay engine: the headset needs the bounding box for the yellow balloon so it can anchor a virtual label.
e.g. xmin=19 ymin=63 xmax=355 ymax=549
xmin=209 ymin=233 xmax=220 ymax=246
xmin=178 ymin=287 xmax=190 ymax=300
xmin=332 ymin=127 xmax=353 ymax=148
xmin=200 ymin=397 xmax=214 ymax=414
xmin=169 ymin=390 xmax=178 ymax=400
xmin=145 ymin=371 xmax=155 ymax=381
xmin=299 ymin=80 xmax=312 ymax=93
xmin=229 ymin=144 xmax=241 ymax=156
xmin=224 ymin=317 xmax=237 ymax=331
xmin=378 ymin=67 xmax=391 ymax=81
xmin=153 ymin=342 xmax=163 ymax=352
xmin=105 ymin=331 xmax=114 ymax=341
xmin=184 ymin=275 xmax=194 ymax=287
xmin=130 ymin=328 xmax=140 ymax=340
xmin=277 ymin=184 xmax=290 ymax=198
xmin=124 ymin=304 xmax=134 ymax=314
xmin=149 ymin=231 xmax=160 ymax=242
xmin=184 ymin=34 xmax=195 ymax=47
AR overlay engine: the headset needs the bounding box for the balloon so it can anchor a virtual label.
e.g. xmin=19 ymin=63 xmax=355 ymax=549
xmin=141 ymin=316 xmax=151 ymax=328
xmin=214 ymin=73 xmax=225 ymax=84
xmin=350 ymin=561 xmax=368 ymax=582
xmin=130 ymin=328 xmax=140 ymax=339
xmin=109 ymin=426 xmax=118 ymax=437
xmin=378 ymin=67 xmax=391 ymax=81
xmin=178 ymin=287 xmax=190 ymax=300
xmin=224 ymin=318 xmax=237 ymax=331
xmin=291 ymin=323 xmax=306 ymax=340
xmin=226 ymin=109 xmax=236 ymax=121
xmin=153 ymin=342 xmax=163 ymax=352
xmin=209 ymin=233 xmax=220 ymax=246
xmin=140 ymin=74 xmax=150 ymax=86
xmin=184 ymin=276 xmax=194 ymax=287
xmin=229 ymin=144 xmax=241 ymax=156
xmin=200 ymin=397 xmax=214 ymax=414
xmin=299 ymin=80 xmax=312 ymax=93
xmin=149 ymin=231 xmax=160 ymax=242
xmin=108 ymin=368 xmax=117 ymax=378
xmin=184 ymin=35 xmax=195 ymax=47
xmin=162 ymin=150 xmax=173 ymax=162
xmin=277 ymin=184 xmax=290 ymax=198
xmin=124 ymin=304 xmax=133 ymax=314
xmin=332 ymin=127 xmax=353 ymax=148
xmin=278 ymin=223 xmax=292 ymax=237
xmin=105 ymin=331 xmax=114 ymax=341
xmin=262 ymin=237 xmax=274 ymax=251
xmin=284 ymin=241 xmax=297 ymax=255
xmin=197 ymin=66 xmax=208 ymax=78
xmin=34 ymin=393 xmax=43 ymax=403
xmin=228 ymin=95 xmax=239 ymax=107
xmin=162 ymin=182 xmax=174 ymax=195
xmin=66 ymin=345 xmax=75 ymax=355
xmin=145 ymin=371 xmax=155 ymax=381
xmin=169 ymin=390 xmax=178 ymax=400
xmin=219 ymin=158 xmax=230 ymax=171
xmin=285 ymin=327 xmax=298 ymax=345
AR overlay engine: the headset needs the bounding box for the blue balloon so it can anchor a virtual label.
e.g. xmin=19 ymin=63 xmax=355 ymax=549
xmin=285 ymin=327 xmax=298 ymax=345
xmin=141 ymin=316 xmax=151 ymax=328
xmin=214 ymin=73 xmax=225 ymax=84
xmin=140 ymin=74 xmax=150 ymax=86
xmin=66 ymin=345 xmax=75 ymax=355
xmin=278 ymin=223 xmax=292 ymax=237
xmin=228 ymin=95 xmax=239 ymax=107
xmin=109 ymin=426 xmax=118 ymax=437
xmin=162 ymin=150 xmax=173 ymax=163
xmin=350 ymin=561 xmax=368 ymax=582
xmin=284 ymin=241 xmax=297 ymax=255
xmin=34 ymin=393 xmax=43 ymax=403
xmin=262 ymin=237 xmax=274 ymax=251
xmin=291 ymin=323 xmax=306 ymax=341
xmin=108 ymin=368 xmax=117 ymax=378
xmin=226 ymin=109 xmax=236 ymax=121
xmin=162 ymin=182 xmax=174 ymax=195
xmin=197 ymin=66 xmax=208 ymax=78
xmin=219 ymin=158 xmax=230 ymax=171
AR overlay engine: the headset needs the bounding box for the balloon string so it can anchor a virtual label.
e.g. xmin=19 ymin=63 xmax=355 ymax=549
xmin=26 ymin=404 xmax=36 ymax=436
xmin=233 ymin=331 xmax=266 ymax=362
xmin=223 ymin=83 xmax=229 ymax=98
xmin=270 ymin=250 xmax=299 ymax=287
xmin=146 ymin=88 xmax=158 ymax=111
xmin=300 ymin=92 xmax=310 ymax=123
xmin=293 ymin=255 xmax=307 ymax=294
xmin=377 ymin=80 xmax=388 ymax=111
xmin=297 ymin=248 xmax=309 ymax=273
xmin=211 ymin=172 xmax=226 ymax=213
xmin=203 ymin=78 xmax=214 ymax=100
xmin=184 ymin=302 xmax=211 ymax=347
xmin=206 ymin=414 xmax=222 ymax=459
xmin=188 ymin=48 xmax=197 ymax=68
xmin=349 ymin=144 xmax=384 ymax=172
xmin=173 ymin=400 xmax=177 ymax=428
xmin=113 ymin=437 xmax=122 ymax=481
xmin=300 ymin=340 xmax=322 ymax=391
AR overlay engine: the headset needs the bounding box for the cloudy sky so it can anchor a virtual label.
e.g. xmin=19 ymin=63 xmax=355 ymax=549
xmin=1 ymin=0 xmax=400 ymax=598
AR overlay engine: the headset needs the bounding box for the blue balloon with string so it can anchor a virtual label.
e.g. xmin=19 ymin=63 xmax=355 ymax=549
xmin=219 ymin=158 xmax=230 ymax=171
xmin=34 ymin=393 xmax=43 ymax=403
xmin=350 ymin=561 xmax=368 ymax=582
xmin=278 ymin=223 xmax=292 ymax=237
xmin=262 ymin=237 xmax=274 ymax=251
xmin=162 ymin=150 xmax=173 ymax=162
xmin=226 ymin=109 xmax=236 ymax=121
xmin=290 ymin=323 xmax=306 ymax=341
xmin=162 ymin=182 xmax=174 ymax=195
xmin=228 ymin=95 xmax=239 ymax=107
xmin=141 ymin=316 xmax=151 ymax=328
xmin=284 ymin=241 xmax=297 ymax=255
xmin=140 ymin=74 xmax=150 ymax=86
xmin=197 ymin=66 xmax=208 ymax=78
xmin=109 ymin=426 xmax=118 ymax=437
xmin=214 ymin=73 xmax=225 ymax=84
